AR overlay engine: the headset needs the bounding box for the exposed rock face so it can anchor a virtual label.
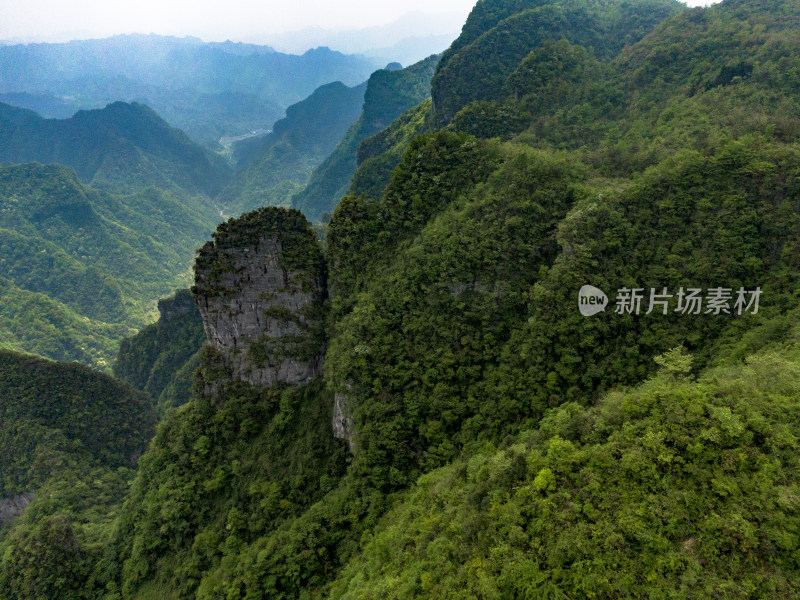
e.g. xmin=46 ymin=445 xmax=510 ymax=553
xmin=0 ymin=492 xmax=34 ymax=525
xmin=332 ymin=390 xmax=356 ymax=451
xmin=192 ymin=207 xmax=358 ymax=450
xmin=193 ymin=207 xmax=326 ymax=391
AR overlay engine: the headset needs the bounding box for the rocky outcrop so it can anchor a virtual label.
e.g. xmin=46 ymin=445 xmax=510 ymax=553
xmin=192 ymin=207 xmax=326 ymax=392
xmin=332 ymin=389 xmax=356 ymax=451
xmin=192 ymin=206 xmax=359 ymax=450
xmin=0 ymin=492 xmax=34 ymax=525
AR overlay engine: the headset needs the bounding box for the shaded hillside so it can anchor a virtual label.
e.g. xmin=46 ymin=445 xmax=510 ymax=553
xmin=114 ymin=289 xmax=205 ymax=415
xmin=291 ymin=55 xmax=440 ymax=222
xmin=431 ymin=0 xmax=683 ymax=123
xmin=348 ymin=98 xmax=434 ymax=203
xmin=218 ymin=81 xmax=368 ymax=217
xmin=0 ymin=101 xmax=231 ymax=195
xmin=0 ymin=350 xmax=156 ymax=599
xmin=0 ymin=350 xmax=155 ymax=497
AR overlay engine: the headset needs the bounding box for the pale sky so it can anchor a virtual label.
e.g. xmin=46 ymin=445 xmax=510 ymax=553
xmin=0 ymin=0 xmax=719 ymax=44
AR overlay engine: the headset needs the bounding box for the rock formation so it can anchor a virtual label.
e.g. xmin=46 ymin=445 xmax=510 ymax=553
xmin=192 ymin=207 xmax=326 ymax=391
xmin=0 ymin=492 xmax=34 ymax=525
xmin=332 ymin=388 xmax=356 ymax=451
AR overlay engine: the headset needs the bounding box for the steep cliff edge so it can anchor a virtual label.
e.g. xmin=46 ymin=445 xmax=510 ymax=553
xmin=107 ymin=209 xmax=347 ymax=599
xmin=192 ymin=207 xmax=327 ymax=394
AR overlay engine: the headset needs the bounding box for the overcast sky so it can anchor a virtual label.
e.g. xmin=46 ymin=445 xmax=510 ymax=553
xmin=0 ymin=0 xmax=720 ymax=44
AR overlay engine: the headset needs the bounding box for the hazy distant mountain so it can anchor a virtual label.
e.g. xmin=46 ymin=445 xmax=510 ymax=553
xmin=206 ymin=40 xmax=276 ymax=55
xmin=0 ymin=101 xmax=231 ymax=195
xmin=264 ymin=11 xmax=465 ymax=58
xmin=0 ymin=34 xmax=377 ymax=147
xmin=0 ymin=92 xmax=75 ymax=119
xmin=360 ymin=34 xmax=457 ymax=67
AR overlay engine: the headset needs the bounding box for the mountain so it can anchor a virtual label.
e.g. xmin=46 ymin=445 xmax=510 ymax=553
xmin=359 ymin=35 xmax=458 ymax=68
xmin=0 ymin=34 xmax=378 ymax=147
xmin=291 ymin=54 xmax=440 ymax=222
xmin=0 ymin=101 xmax=232 ymax=195
xmin=0 ymin=350 xmax=155 ymax=599
xmin=0 ymin=100 xmax=225 ymax=370
xmin=430 ymin=0 xmax=683 ymax=124
xmin=325 ymin=338 xmax=800 ymax=598
xmin=0 ymin=162 xmax=219 ymax=369
xmin=0 ymin=350 xmax=154 ymax=499
xmin=264 ymin=11 xmax=468 ymax=57
xmin=114 ymin=289 xmax=205 ymax=415
xmin=347 ymin=98 xmax=435 ymax=202
xmin=218 ymin=80 xmax=368 ymax=217
xmin=8 ymin=0 xmax=800 ymax=597
xmin=0 ymin=92 xmax=75 ymax=119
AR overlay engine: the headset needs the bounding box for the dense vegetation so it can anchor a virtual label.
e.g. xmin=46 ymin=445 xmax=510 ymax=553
xmin=0 ymin=351 xmax=156 ymax=599
xmin=218 ymin=81 xmax=368 ymax=218
xmin=5 ymin=0 xmax=800 ymax=597
xmin=106 ymin=378 xmax=348 ymax=600
xmin=114 ymin=289 xmax=206 ymax=414
xmin=347 ymin=98 xmax=435 ymax=202
xmin=0 ymin=101 xmax=231 ymax=196
xmin=0 ymin=163 xmax=218 ymax=368
xmin=0 ymin=350 xmax=155 ymax=495
xmin=318 ymin=0 xmax=800 ymax=491
xmin=0 ymin=35 xmax=378 ymax=148
xmin=0 ymin=101 xmax=225 ymax=369
xmin=430 ymin=0 xmax=684 ymax=123
xmin=327 ymin=337 xmax=800 ymax=599
xmin=291 ymin=55 xmax=440 ymax=222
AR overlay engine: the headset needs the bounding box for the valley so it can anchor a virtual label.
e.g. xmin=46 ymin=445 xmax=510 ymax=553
xmin=1 ymin=0 xmax=800 ymax=598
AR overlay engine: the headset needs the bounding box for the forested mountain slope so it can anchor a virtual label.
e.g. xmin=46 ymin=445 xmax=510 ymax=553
xmin=6 ymin=0 xmax=800 ymax=598
xmin=114 ymin=289 xmax=206 ymax=414
xmin=0 ymin=350 xmax=154 ymax=498
xmin=0 ymin=163 xmax=218 ymax=368
xmin=290 ymin=55 xmax=440 ymax=222
xmin=430 ymin=0 xmax=683 ymax=123
xmin=0 ymin=101 xmax=231 ymax=195
xmin=217 ymin=81 xmax=368 ymax=217
xmin=327 ymin=335 xmax=800 ymax=598
xmin=0 ymin=350 xmax=156 ymax=599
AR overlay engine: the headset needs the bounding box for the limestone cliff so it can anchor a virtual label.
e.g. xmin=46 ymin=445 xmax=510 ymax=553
xmin=332 ymin=389 xmax=356 ymax=451
xmin=192 ymin=207 xmax=326 ymax=393
xmin=0 ymin=492 xmax=34 ymax=526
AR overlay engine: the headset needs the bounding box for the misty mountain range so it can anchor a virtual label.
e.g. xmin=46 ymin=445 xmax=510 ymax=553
xmin=262 ymin=11 xmax=466 ymax=63
xmin=0 ymin=34 xmax=377 ymax=148
xmin=0 ymin=47 xmax=441 ymax=368
xmin=0 ymin=12 xmax=465 ymax=148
